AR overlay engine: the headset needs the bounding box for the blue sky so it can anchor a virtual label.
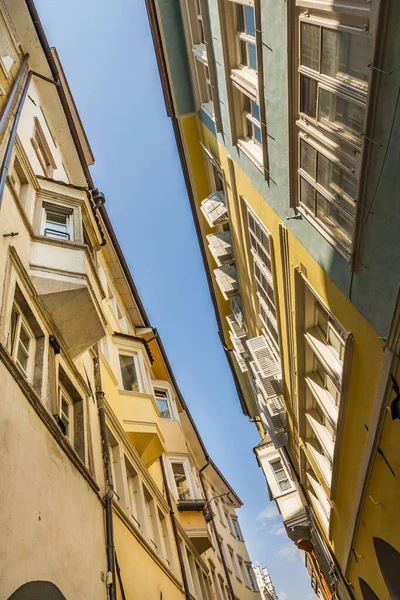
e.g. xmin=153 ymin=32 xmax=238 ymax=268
xmin=35 ymin=1 xmax=316 ymax=598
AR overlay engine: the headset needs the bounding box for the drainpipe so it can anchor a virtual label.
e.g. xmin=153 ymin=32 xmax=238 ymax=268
xmin=198 ymin=462 xmax=236 ymax=600
xmin=0 ymin=67 xmax=32 ymax=207
xmin=160 ymin=455 xmax=191 ymax=600
xmin=0 ymin=53 xmax=29 ymax=139
xmin=93 ymin=346 xmax=117 ymax=600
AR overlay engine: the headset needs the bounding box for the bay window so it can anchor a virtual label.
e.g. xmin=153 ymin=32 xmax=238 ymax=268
xmin=155 ymin=389 xmax=172 ymax=419
xmin=43 ymin=204 xmax=73 ymax=241
xmin=270 ymin=459 xmax=291 ymax=492
xmin=119 ymin=353 xmax=141 ymax=392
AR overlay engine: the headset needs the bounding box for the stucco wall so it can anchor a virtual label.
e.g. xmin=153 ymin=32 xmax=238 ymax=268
xmin=0 ymin=364 xmax=107 ymax=600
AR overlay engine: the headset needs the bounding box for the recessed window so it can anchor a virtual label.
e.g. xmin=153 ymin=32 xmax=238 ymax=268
xmin=270 ymin=459 xmax=291 ymax=492
xmin=119 ymin=354 xmax=140 ymax=392
xmin=231 ymin=515 xmax=244 ymax=541
xmin=243 ymin=96 xmax=262 ymax=146
xmin=58 ymin=383 xmax=73 ymax=441
xmin=43 ymin=204 xmax=73 ymax=241
xmin=8 ymin=302 xmax=35 ymax=376
xmin=155 ymin=389 xmax=172 ymax=419
xmin=10 ymin=156 xmax=29 ymax=208
xmin=31 ymin=117 xmax=56 ymax=178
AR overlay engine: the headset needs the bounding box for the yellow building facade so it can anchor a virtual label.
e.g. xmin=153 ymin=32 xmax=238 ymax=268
xmin=0 ymin=2 xmax=262 ymax=599
xmin=146 ymin=0 xmax=400 ymax=598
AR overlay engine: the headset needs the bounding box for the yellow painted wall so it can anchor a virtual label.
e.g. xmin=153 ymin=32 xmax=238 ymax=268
xmin=113 ymin=509 xmax=185 ymax=600
xmin=179 ymin=116 xmax=391 ymax=594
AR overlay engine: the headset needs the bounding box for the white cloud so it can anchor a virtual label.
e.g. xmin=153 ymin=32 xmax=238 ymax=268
xmin=278 ymin=542 xmax=300 ymax=563
xmin=269 ymin=524 xmax=286 ymax=537
xmin=307 ymin=596 xmax=319 ymax=600
xmin=256 ymin=504 xmax=279 ymax=521
xmin=278 ymin=592 xmax=288 ymax=600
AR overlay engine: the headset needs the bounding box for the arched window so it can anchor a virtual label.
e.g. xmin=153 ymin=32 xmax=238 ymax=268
xmin=359 ymin=578 xmax=379 ymax=600
xmin=8 ymin=581 xmax=66 ymax=600
xmin=373 ymin=537 xmax=400 ymax=600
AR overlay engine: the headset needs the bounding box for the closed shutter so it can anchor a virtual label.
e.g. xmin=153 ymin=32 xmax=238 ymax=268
xmin=246 ymin=336 xmax=280 ymax=379
xmin=200 ymin=191 xmax=229 ymax=227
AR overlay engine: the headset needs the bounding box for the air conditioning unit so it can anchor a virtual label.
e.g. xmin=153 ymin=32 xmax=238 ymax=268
xmin=200 ymin=191 xmax=229 ymax=228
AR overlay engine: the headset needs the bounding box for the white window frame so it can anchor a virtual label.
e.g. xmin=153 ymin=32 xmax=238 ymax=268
xmin=153 ymin=384 xmax=179 ymax=421
xmin=58 ymin=382 xmax=74 ymax=442
xmin=118 ymin=350 xmax=146 ymax=393
xmin=269 ymin=458 xmax=292 ymax=493
xmin=7 ymin=301 xmax=36 ymax=381
xmin=41 ymin=202 xmax=74 ymax=241
xmin=167 ymin=455 xmax=200 ymax=503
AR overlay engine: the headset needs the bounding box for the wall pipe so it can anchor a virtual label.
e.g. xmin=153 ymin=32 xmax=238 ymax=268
xmin=93 ymin=347 xmax=117 ymax=600
xmin=0 ymin=68 xmax=32 ymax=208
xmin=159 ymin=455 xmax=191 ymax=600
xmin=198 ymin=462 xmax=236 ymax=600
xmin=0 ymin=53 xmax=29 ymax=139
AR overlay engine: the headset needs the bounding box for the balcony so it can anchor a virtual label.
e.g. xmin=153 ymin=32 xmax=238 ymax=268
xmin=121 ymin=390 xmax=165 ymax=468
xmin=176 ymin=498 xmax=212 ymax=554
xmin=214 ymin=265 xmax=239 ymax=300
xmin=30 ymin=239 xmax=106 ymax=357
xmin=206 ymin=230 xmax=234 ymax=266
xmin=200 ymin=191 xmax=229 ymax=228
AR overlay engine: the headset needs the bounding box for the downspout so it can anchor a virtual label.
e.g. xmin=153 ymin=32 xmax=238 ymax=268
xmin=93 ymin=346 xmax=117 ymax=600
xmin=0 ymin=67 xmax=32 ymax=207
xmin=198 ymin=462 xmax=236 ymax=600
xmin=159 ymin=455 xmax=191 ymax=600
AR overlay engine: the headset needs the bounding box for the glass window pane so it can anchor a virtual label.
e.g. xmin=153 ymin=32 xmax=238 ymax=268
xmin=300 ymin=75 xmax=318 ymax=118
xmin=300 ymin=177 xmax=315 ymax=212
xmin=322 ymin=29 xmax=371 ymax=90
xmin=245 ymin=5 xmax=255 ymax=37
xmin=318 ymin=88 xmax=365 ymax=144
xmin=172 ymin=463 xmax=190 ymax=500
xmin=316 ymin=192 xmax=353 ymax=248
xmin=300 ymin=140 xmax=317 ymax=178
xmin=236 ymin=5 xmax=244 ymax=32
xmin=155 ymin=390 xmax=172 ymax=419
xmin=17 ymin=342 xmax=29 ymax=371
xmin=240 ymin=40 xmax=247 ymax=66
xmin=301 ymin=23 xmax=320 ymax=71
xmin=19 ymin=323 xmax=30 ymax=352
xmin=251 ymin=100 xmax=260 ymax=122
xmin=317 ymin=153 xmax=357 ymax=203
xmin=243 ymin=94 xmax=251 ymax=113
xmin=248 ymin=43 xmax=257 ymax=70
xmin=120 ymin=354 xmax=139 ymax=392
xmin=254 ymin=125 xmax=262 ymax=144
xmin=9 ymin=307 xmax=18 ymax=352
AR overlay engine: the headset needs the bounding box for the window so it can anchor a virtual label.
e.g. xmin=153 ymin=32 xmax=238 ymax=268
xmin=246 ymin=563 xmax=259 ymax=592
xmin=125 ymin=457 xmax=142 ymax=529
xmin=155 ymin=389 xmax=172 ymax=419
xmin=231 ymin=516 xmax=244 ymax=541
xmin=117 ymin=305 xmax=128 ymax=334
xmin=107 ymin=285 xmax=117 ymax=315
xmin=229 ymin=548 xmax=240 ymax=579
xmin=10 ymin=156 xmax=29 ymax=208
xmin=143 ymin=485 xmax=160 ymax=552
xmin=295 ymin=7 xmax=373 ymax=252
xmin=218 ymin=575 xmax=229 ymax=600
xmin=158 ymin=509 xmax=173 ymax=567
xmin=43 ymin=204 xmax=73 ymax=241
xmin=215 ymin=498 xmax=225 ymax=524
xmin=238 ymin=556 xmax=248 ymax=586
xmin=270 ymin=459 xmax=291 ymax=492
xmin=31 ymin=117 xmax=56 ymax=177
xmin=8 ymin=302 xmax=35 ymax=377
xmin=119 ymin=353 xmax=141 ymax=392
xmin=236 ymin=4 xmax=257 ymax=71
xmin=224 ymin=509 xmax=231 ymax=531
xmin=171 ymin=461 xmax=191 ymax=500
xmin=58 ymin=383 xmax=73 ymax=441
xmin=247 ymin=207 xmax=280 ymax=357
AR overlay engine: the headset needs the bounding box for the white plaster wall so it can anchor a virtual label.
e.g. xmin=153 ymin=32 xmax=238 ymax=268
xmin=0 ymin=364 xmax=107 ymax=599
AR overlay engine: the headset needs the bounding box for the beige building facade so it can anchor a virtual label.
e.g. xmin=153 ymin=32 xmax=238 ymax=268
xmin=0 ymin=2 xmax=262 ymax=600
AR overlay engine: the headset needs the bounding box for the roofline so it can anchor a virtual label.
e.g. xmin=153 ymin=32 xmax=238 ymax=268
xmin=27 ymin=0 xmax=242 ymax=506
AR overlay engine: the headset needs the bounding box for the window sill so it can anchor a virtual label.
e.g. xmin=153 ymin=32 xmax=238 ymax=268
xmin=200 ymin=101 xmax=215 ymax=123
xmin=231 ymin=67 xmax=258 ymax=99
xmin=296 ymin=205 xmax=352 ymax=262
xmin=193 ymin=43 xmax=207 ymax=64
xmin=33 ymin=233 xmax=84 ymax=249
xmin=237 ymin=139 xmax=264 ymax=174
